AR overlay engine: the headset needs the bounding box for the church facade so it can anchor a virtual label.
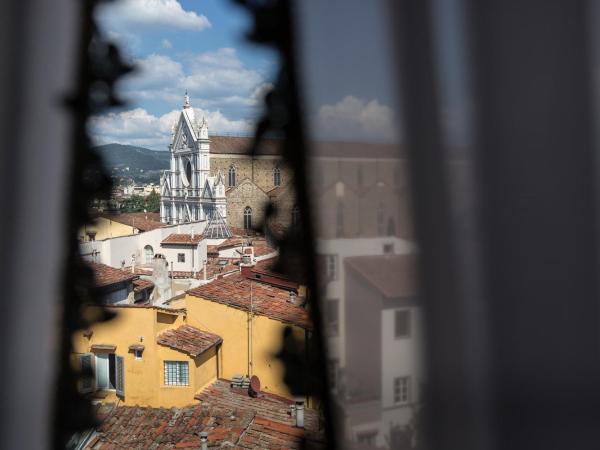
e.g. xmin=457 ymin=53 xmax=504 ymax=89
xmin=159 ymin=94 xmax=227 ymax=230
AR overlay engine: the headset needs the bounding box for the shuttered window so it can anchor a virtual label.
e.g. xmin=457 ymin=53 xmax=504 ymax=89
xmin=164 ymin=361 xmax=189 ymax=386
xmin=115 ymin=356 xmax=125 ymax=397
xmin=79 ymin=353 xmax=94 ymax=394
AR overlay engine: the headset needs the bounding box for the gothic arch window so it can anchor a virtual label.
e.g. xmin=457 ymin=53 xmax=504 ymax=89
xmin=228 ymin=165 xmax=236 ymax=187
xmin=387 ymin=217 xmax=396 ymax=237
xmin=144 ymin=245 xmax=154 ymax=264
xmin=185 ymin=158 xmax=192 ymax=185
xmin=377 ymin=202 xmax=385 ymax=236
xmin=336 ymin=202 xmax=344 ymax=238
xmin=273 ymin=165 xmax=281 ymax=187
xmin=244 ymin=206 xmax=252 ymax=230
xmin=291 ymin=205 xmax=300 ymax=229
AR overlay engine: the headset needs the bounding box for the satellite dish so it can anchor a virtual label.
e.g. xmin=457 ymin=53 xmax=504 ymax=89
xmin=249 ymin=375 xmax=260 ymax=397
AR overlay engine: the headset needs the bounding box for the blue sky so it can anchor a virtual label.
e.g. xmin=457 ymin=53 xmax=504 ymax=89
xmin=91 ymin=0 xmax=401 ymax=150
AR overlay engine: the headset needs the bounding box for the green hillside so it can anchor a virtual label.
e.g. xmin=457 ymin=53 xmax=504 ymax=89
xmin=94 ymin=143 xmax=169 ymax=171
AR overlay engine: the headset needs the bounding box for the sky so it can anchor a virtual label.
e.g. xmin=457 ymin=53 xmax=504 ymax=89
xmin=90 ymin=0 xmax=403 ymax=150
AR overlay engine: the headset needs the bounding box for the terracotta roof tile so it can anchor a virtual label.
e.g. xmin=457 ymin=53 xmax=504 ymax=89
xmin=98 ymin=212 xmax=163 ymax=232
xmin=157 ymin=325 xmax=222 ymax=357
xmin=86 ymin=380 xmax=325 ymax=449
xmin=88 ymin=262 xmax=137 ymax=288
xmin=188 ymin=273 xmax=311 ymax=329
xmin=345 ymin=254 xmax=417 ymax=298
xmin=161 ymin=233 xmax=203 ymax=245
xmin=132 ymin=278 xmax=153 ymax=293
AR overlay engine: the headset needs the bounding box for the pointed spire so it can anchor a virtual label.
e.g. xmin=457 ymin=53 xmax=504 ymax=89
xmin=183 ymin=90 xmax=191 ymax=108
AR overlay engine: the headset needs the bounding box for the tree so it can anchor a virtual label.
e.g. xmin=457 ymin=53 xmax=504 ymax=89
xmin=120 ymin=190 xmax=160 ymax=213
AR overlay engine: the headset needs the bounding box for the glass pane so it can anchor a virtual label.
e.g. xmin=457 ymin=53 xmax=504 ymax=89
xmin=95 ymin=354 xmax=109 ymax=390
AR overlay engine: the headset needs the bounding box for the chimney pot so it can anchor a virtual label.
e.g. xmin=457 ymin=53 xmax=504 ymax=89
xmin=199 ymin=431 xmax=208 ymax=450
xmin=295 ymin=400 xmax=305 ymax=428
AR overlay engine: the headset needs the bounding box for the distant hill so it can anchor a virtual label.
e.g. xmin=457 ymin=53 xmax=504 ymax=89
xmin=94 ymin=143 xmax=169 ymax=171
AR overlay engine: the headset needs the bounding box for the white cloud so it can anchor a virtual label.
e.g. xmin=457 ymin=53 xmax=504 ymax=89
xmin=315 ymin=96 xmax=398 ymax=142
xmin=160 ymin=39 xmax=172 ymax=49
xmin=90 ymin=107 xmax=253 ymax=150
xmin=97 ymin=0 xmax=211 ymax=31
xmin=119 ymin=49 xmax=270 ymax=113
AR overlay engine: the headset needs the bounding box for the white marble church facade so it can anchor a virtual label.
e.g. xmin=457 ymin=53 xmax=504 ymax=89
xmin=160 ymin=94 xmax=227 ymax=227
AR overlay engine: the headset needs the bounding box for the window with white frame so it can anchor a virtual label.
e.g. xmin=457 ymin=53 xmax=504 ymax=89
xmin=164 ymin=361 xmax=189 ymax=386
xmin=324 ymin=254 xmax=338 ymax=280
xmin=394 ymin=376 xmax=410 ymax=404
xmin=395 ymin=309 xmax=411 ymax=338
xmin=134 ymin=349 xmax=143 ymax=360
xmin=177 ymin=253 xmax=185 ymax=263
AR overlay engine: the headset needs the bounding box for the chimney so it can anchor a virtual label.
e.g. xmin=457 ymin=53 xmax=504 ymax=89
xmin=199 ymin=431 xmax=208 ymax=450
xmin=295 ymin=400 xmax=304 ymax=428
xmin=288 ymin=291 xmax=297 ymax=304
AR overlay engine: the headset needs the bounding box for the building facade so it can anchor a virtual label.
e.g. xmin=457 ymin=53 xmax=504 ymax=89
xmin=160 ymin=94 xmax=227 ymax=226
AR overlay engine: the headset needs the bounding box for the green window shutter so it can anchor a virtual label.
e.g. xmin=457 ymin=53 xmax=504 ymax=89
xmin=115 ymin=356 xmax=125 ymax=397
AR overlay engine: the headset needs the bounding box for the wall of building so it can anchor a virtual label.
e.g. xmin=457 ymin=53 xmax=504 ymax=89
xmin=380 ymin=304 xmax=423 ymax=413
xmin=80 ymin=217 xmax=138 ymax=242
xmin=80 ymin=221 xmax=204 ymax=269
xmin=181 ymin=293 xmax=307 ymax=400
xmin=72 ymin=306 xmax=218 ymax=408
xmin=160 ymin=240 xmax=207 ymax=273
xmin=210 ymin=155 xmax=291 ymax=193
xmin=225 ymin=179 xmax=269 ymax=230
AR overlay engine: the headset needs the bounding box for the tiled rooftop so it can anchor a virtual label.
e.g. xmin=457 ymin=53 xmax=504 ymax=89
xmin=188 ymin=273 xmax=311 ymax=329
xmin=161 ymin=233 xmax=204 ymax=245
xmin=88 ymin=262 xmax=137 ymax=288
xmin=132 ymin=278 xmax=153 ymax=293
xmin=157 ymin=325 xmax=222 ymax=357
xmin=345 ymin=254 xmax=417 ymax=298
xmin=85 ymin=379 xmax=325 ymax=449
xmin=98 ymin=212 xmax=163 ymax=232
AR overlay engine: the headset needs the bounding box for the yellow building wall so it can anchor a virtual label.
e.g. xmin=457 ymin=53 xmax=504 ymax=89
xmin=72 ymin=306 xmax=218 ymax=408
xmin=79 ymin=217 xmax=138 ymax=242
xmin=182 ymin=294 xmax=307 ymax=400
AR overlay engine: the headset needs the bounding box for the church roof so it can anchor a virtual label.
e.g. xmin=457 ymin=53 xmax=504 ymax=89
xmin=210 ymin=135 xmax=282 ymax=155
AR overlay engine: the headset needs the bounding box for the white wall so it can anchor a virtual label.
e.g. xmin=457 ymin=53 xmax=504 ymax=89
xmin=380 ymin=306 xmax=424 ymax=414
xmin=316 ymin=237 xmax=416 ymax=366
xmin=80 ymin=221 xmax=207 ymax=269
xmin=160 ymin=240 xmax=207 ymax=273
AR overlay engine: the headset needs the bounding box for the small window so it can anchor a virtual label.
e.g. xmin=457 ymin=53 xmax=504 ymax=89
xmin=134 ymin=349 xmax=143 ymax=360
xmin=394 ymin=376 xmax=411 ymax=404
xmin=177 ymin=253 xmax=185 ymax=263
xmin=325 ymin=255 xmax=338 ymax=280
xmin=164 ymin=361 xmax=189 ymax=386
xmin=377 ymin=202 xmax=385 ymax=236
xmin=228 ymin=165 xmax=236 ymax=187
xmin=328 ymin=360 xmax=339 ymax=392
xmin=336 ymin=202 xmax=344 ymax=238
xmin=244 ymin=206 xmax=252 ymax=230
xmin=273 ymin=166 xmax=281 ymax=186
xmin=326 ymin=299 xmax=339 ymax=336
xmin=383 ymin=243 xmax=394 ymax=254
xmin=395 ymin=310 xmax=411 ymax=338
xmin=291 ymin=205 xmax=300 ymax=229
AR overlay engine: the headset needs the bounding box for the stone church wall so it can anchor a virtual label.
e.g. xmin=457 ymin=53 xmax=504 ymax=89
xmin=210 ymin=156 xmax=292 ymax=193
xmin=225 ymin=179 xmax=270 ymax=230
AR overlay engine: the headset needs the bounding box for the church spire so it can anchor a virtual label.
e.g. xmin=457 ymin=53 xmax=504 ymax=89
xmin=183 ymin=90 xmax=191 ymax=109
